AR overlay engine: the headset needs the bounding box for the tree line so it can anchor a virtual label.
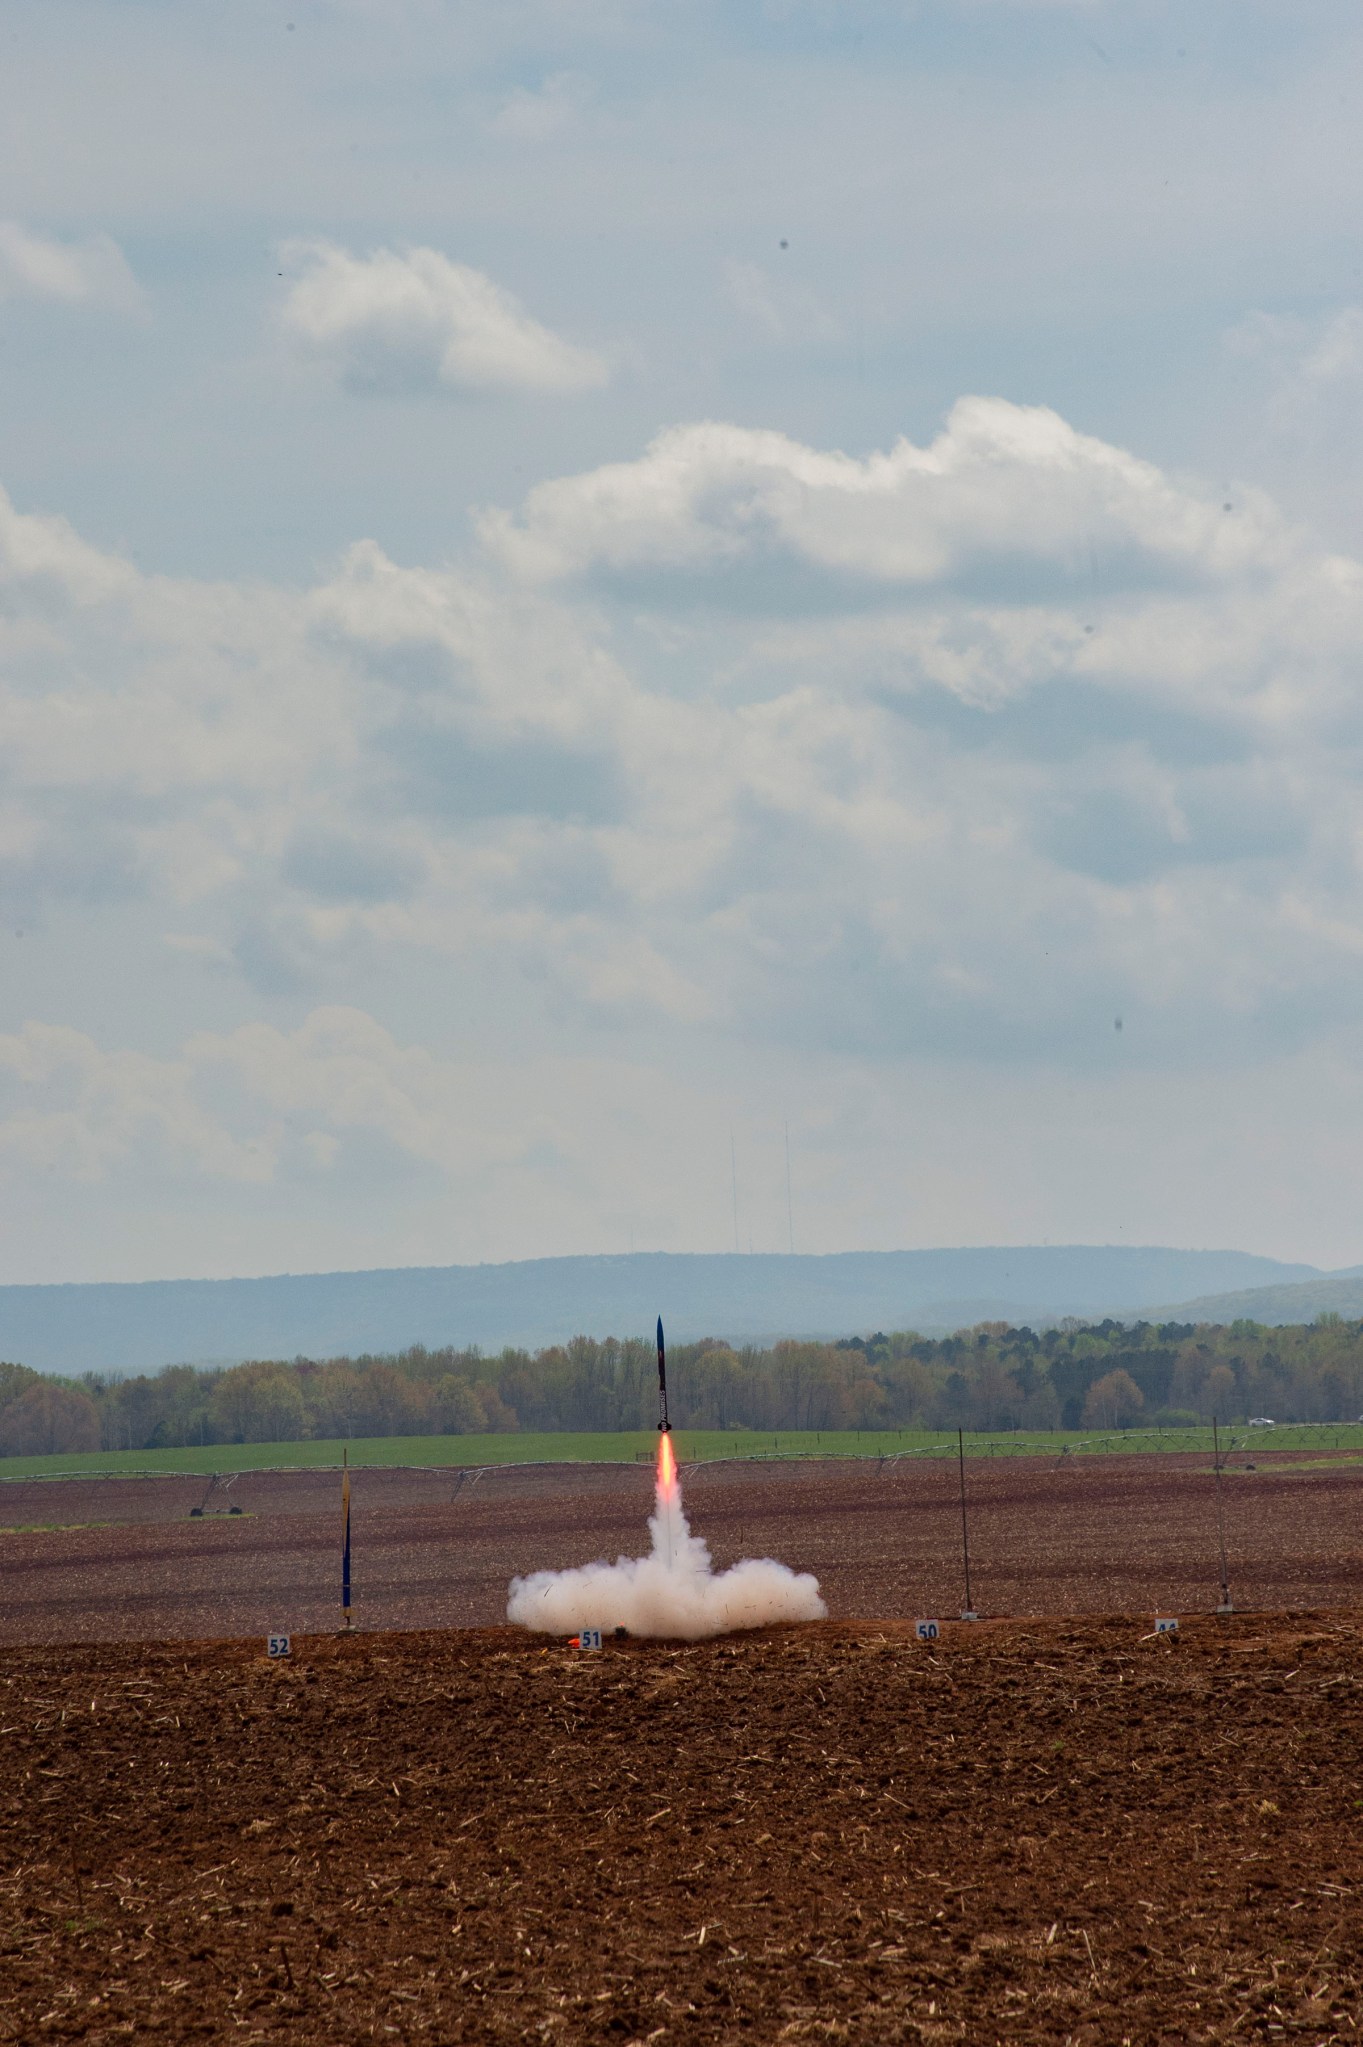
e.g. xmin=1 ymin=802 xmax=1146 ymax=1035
xmin=3 ymin=1312 xmax=1363 ymax=1458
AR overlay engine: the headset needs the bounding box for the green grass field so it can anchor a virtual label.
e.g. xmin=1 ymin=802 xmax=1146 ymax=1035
xmin=3 ymin=1421 xmax=1363 ymax=1481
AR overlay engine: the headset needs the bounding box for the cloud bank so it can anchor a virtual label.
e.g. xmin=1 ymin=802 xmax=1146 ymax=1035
xmin=4 ymin=396 xmax=1363 ymax=1232
xmin=0 ymin=1009 xmax=541 ymax=1187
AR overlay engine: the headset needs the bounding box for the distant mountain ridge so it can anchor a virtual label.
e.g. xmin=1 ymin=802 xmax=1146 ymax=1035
xmin=0 ymin=1245 xmax=1327 ymax=1376
xmin=1146 ymin=1269 xmax=1363 ymax=1328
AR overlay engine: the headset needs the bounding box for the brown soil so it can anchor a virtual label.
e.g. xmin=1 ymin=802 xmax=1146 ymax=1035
xmin=1 ymin=1452 xmax=1361 ymax=1646
xmin=2 ymin=1614 xmax=1361 ymax=2043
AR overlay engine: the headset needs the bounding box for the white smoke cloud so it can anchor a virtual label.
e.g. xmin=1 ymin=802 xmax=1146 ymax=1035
xmin=506 ymin=1453 xmax=827 ymax=1641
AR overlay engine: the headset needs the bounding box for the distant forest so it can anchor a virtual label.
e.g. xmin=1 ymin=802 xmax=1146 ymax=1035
xmin=3 ymin=1315 xmax=1363 ymax=1457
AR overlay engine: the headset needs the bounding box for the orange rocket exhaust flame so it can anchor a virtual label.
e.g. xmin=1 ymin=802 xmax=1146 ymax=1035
xmin=656 ymin=1429 xmax=677 ymax=1500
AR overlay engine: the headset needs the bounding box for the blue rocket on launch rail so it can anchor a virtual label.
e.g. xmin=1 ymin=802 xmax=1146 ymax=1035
xmin=656 ymin=1315 xmax=671 ymax=1433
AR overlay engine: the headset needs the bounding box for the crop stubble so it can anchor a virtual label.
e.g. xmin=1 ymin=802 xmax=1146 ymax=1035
xmin=2 ymin=1615 xmax=1361 ymax=2043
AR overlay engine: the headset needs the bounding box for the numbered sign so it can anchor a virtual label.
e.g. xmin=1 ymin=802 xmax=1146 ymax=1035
xmin=578 ymin=1628 xmax=603 ymax=1651
xmin=267 ymin=1634 xmax=292 ymax=1658
xmin=914 ymin=1619 xmax=940 ymax=1642
xmin=1154 ymin=1618 xmax=1179 ymax=1636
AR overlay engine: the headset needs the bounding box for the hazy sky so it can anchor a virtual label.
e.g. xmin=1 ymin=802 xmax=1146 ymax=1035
xmin=5 ymin=0 xmax=1363 ymax=1283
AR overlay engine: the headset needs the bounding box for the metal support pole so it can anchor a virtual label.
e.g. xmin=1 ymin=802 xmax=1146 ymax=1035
xmin=342 ymin=1446 xmax=353 ymax=1629
xmin=958 ymin=1428 xmax=978 ymax=1620
xmin=1212 ymin=1416 xmax=1232 ymax=1614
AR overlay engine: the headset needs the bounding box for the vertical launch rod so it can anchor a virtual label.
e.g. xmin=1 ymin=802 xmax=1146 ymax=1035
xmin=342 ymin=1446 xmax=352 ymax=1629
xmin=958 ymin=1429 xmax=978 ymax=1620
xmin=1213 ymin=1416 xmax=1232 ymax=1614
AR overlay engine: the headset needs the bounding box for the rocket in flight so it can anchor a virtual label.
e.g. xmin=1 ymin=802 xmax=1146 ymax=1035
xmin=656 ymin=1315 xmax=671 ymax=1434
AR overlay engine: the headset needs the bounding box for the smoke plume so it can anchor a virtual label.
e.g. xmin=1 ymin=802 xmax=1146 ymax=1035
xmin=506 ymin=1452 xmax=826 ymax=1641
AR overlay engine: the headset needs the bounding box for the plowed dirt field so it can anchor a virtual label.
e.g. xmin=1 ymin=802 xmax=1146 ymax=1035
xmin=2 ymin=1451 xmax=1361 ymax=1645
xmin=2 ymin=1615 xmax=1361 ymax=2044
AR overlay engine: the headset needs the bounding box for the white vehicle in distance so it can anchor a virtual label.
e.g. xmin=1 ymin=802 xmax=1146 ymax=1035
xmin=1248 ymin=1416 xmax=1275 ymax=1428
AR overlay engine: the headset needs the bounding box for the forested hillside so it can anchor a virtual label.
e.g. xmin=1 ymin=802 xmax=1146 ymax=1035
xmin=4 ymin=1314 xmax=1363 ymax=1456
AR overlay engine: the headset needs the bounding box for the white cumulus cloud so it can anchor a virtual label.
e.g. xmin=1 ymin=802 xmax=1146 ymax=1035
xmin=0 ymin=221 xmax=143 ymax=311
xmin=279 ymin=240 xmax=608 ymax=395
xmin=490 ymin=70 xmax=592 ymax=143
xmin=482 ymin=399 xmax=1287 ymax=587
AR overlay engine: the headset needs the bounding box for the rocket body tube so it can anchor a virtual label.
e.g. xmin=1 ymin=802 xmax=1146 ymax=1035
xmin=657 ymin=1315 xmax=671 ymax=1433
